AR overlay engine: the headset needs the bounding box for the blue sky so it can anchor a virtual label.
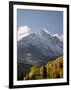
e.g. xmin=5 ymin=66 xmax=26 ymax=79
xmin=17 ymin=9 xmax=63 ymax=35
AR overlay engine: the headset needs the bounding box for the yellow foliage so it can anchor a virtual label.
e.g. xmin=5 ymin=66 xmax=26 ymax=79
xmin=24 ymin=56 xmax=63 ymax=80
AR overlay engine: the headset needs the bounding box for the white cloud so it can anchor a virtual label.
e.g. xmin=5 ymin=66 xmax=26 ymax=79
xmin=17 ymin=25 xmax=30 ymax=41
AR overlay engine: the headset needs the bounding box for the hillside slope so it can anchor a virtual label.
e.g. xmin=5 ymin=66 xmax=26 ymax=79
xmin=24 ymin=56 xmax=63 ymax=80
xmin=17 ymin=29 xmax=63 ymax=65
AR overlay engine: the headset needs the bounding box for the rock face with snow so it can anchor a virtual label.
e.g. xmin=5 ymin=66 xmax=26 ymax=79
xmin=17 ymin=28 xmax=63 ymax=66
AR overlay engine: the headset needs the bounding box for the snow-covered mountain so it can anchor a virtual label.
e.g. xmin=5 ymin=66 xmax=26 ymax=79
xmin=17 ymin=28 xmax=63 ymax=66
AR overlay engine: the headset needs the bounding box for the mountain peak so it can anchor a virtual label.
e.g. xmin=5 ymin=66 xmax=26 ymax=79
xmin=52 ymin=34 xmax=59 ymax=38
xmin=52 ymin=34 xmax=63 ymax=41
xmin=41 ymin=28 xmax=50 ymax=34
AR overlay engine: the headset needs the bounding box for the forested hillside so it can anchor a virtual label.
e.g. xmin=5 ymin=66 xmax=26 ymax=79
xmin=24 ymin=56 xmax=63 ymax=80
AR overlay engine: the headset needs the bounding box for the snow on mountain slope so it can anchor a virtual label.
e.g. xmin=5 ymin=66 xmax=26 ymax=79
xmin=17 ymin=28 xmax=63 ymax=65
